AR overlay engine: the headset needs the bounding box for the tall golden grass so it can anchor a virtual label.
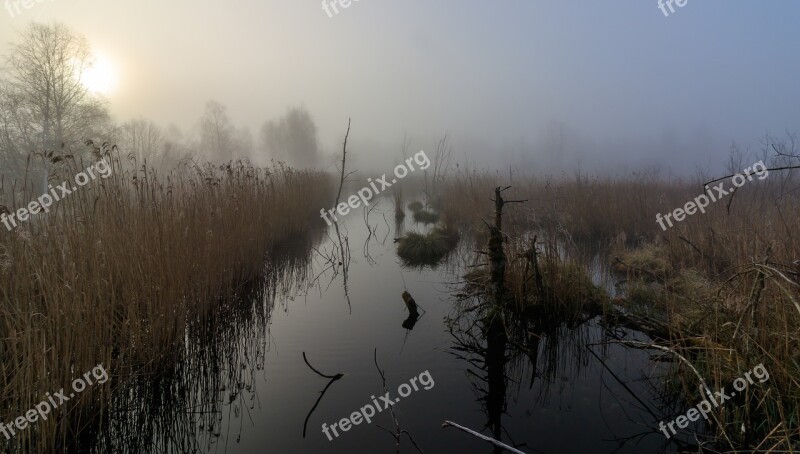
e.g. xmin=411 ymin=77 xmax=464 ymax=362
xmin=0 ymin=145 xmax=332 ymax=452
xmin=437 ymin=166 xmax=800 ymax=449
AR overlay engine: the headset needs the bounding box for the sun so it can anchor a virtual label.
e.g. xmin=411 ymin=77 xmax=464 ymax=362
xmin=81 ymin=53 xmax=119 ymax=96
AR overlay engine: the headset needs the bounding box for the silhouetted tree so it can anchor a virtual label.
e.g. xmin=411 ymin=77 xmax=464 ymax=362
xmin=119 ymin=118 xmax=164 ymax=165
xmin=199 ymin=100 xmax=236 ymax=161
xmin=260 ymin=106 xmax=320 ymax=168
xmin=0 ymin=22 xmax=110 ymax=183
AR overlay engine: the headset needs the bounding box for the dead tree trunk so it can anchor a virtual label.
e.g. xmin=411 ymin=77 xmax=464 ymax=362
xmin=487 ymin=186 xmax=527 ymax=307
xmin=488 ymin=187 xmax=507 ymax=307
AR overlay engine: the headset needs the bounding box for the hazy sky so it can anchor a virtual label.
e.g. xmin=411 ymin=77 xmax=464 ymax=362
xmin=1 ymin=1 xmax=799 ymax=173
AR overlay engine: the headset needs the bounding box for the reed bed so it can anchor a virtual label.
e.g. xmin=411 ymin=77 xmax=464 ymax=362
xmin=0 ymin=146 xmax=332 ymax=452
xmin=436 ymin=165 xmax=800 ymax=450
xmin=91 ymin=225 xmax=322 ymax=453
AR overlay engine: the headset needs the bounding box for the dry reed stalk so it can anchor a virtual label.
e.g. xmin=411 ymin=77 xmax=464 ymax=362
xmin=0 ymin=150 xmax=332 ymax=452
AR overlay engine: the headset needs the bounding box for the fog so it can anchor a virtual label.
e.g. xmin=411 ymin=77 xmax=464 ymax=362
xmin=1 ymin=0 xmax=798 ymax=174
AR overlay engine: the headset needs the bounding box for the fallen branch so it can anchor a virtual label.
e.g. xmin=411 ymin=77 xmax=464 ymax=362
xmin=603 ymin=340 xmax=735 ymax=449
xmin=441 ymin=420 xmax=527 ymax=454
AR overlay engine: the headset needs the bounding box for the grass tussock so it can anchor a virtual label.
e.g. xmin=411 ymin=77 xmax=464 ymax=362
xmin=614 ymin=237 xmax=800 ymax=447
xmin=437 ymin=160 xmax=800 ymax=449
xmin=0 ymin=147 xmax=332 ymax=452
xmin=396 ymin=226 xmax=459 ymax=266
xmin=412 ymin=209 xmax=439 ymax=224
xmin=468 ymin=234 xmax=609 ymax=320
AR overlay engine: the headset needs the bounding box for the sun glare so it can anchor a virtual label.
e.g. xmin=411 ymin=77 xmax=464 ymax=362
xmin=81 ymin=53 xmax=119 ymax=96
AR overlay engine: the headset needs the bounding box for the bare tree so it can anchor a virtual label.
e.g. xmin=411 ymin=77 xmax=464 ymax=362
xmin=260 ymin=106 xmax=320 ymax=169
xmin=0 ymin=80 xmax=35 ymax=178
xmin=726 ymin=141 xmax=746 ymax=175
xmin=0 ymin=23 xmax=109 ymax=185
xmin=119 ymin=118 xmax=164 ymax=165
xmin=199 ymin=100 xmax=237 ymax=162
xmin=161 ymin=124 xmax=196 ymax=168
xmin=7 ymin=23 xmax=108 ymax=149
xmin=234 ymin=127 xmax=254 ymax=161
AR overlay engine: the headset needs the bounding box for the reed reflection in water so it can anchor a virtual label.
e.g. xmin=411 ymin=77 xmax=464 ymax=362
xmin=83 ymin=228 xmax=324 ymax=453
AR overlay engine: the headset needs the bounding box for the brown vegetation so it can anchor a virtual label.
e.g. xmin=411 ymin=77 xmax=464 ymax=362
xmin=0 ymin=144 xmax=331 ymax=452
xmin=438 ymin=162 xmax=800 ymax=450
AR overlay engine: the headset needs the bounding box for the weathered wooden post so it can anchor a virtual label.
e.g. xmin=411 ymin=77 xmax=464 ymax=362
xmin=402 ymin=291 xmax=419 ymax=317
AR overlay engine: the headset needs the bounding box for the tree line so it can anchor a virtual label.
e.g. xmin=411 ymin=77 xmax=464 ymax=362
xmin=0 ymin=22 xmax=322 ymax=189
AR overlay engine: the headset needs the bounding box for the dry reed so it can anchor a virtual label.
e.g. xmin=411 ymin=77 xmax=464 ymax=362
xmin=437 ymin=164 xmax=800 ymax=450
xmin=0 ymin=145 xmax=332 ymax=452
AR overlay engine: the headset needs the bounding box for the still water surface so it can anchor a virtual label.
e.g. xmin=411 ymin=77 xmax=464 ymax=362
xmin=98 ymin=201 xmax=688 ymax=453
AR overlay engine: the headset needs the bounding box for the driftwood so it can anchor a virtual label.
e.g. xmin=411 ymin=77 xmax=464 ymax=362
xmin=441 ymin=420 xmax=527 ymax=454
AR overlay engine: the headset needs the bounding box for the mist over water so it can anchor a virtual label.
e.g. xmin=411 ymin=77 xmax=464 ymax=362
xmin=1 ymin=1 xmax=796 ymax=175
xmin=1 ymin=2 xmax=798 ymax=454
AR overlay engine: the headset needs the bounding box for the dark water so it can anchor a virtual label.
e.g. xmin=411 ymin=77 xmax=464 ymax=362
xmin=94 ymin=198 xmax=691 ymax=453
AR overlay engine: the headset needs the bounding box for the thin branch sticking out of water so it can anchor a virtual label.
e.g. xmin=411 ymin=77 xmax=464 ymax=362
xmin=373 ymin=349 xmax=425 ymax=454
xmin=301 ymin=352 xmax=344 ymax=439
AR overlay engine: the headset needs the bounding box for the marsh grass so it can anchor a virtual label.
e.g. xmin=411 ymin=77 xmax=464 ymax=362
xmin=88 ymin=227 xmax=322 ymax=453
xmin=0 ymin=146 xmax=331 ymax=452
xmin=396 ymin=226 xmax=459 ymax=266
xmin=438 ymin=166 xmax=800 ymax=449
xmin=411 ymin=209 xmax=439 ymax=224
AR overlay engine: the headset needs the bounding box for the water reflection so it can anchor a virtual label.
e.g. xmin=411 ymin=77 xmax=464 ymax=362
xmin=62 ymin=202 xmax=697 ymax=453
xmin=401 ymin=312 xmax=420 ymax=331
xmin=301 ymin=353 xmax=344 ymax=439
xmin=446 ymin=263 xmax=678 ymax=453
xmin=84 ymin=227 xmax=325 ymax=453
